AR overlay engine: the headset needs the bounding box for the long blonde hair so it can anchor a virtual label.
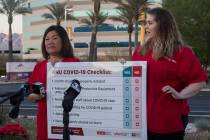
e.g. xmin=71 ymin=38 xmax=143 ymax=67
xmin=141 ymin=8 xmax=183 ymax=59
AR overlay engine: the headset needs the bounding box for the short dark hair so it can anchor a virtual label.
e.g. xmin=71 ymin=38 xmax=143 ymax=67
xmin=41 ymin=25 xmax=74 ymax=59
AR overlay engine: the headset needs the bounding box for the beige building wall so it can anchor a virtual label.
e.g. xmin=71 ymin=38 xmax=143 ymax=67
xmin=23 ymin=0 xmax=161 ymax=60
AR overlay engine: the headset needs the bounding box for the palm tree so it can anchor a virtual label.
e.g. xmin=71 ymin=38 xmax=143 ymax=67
xmin=79 ymin=0 xmax=108 ymax=61
xmin=41 ymin=2 xmax=76 ymax=25
xmin=110 ymin=0 xmax=148 ymax=52
xmin=109 ymin=1 xmax=134 ymax=59
xmin=0 ymin=0 xmax=32 ymax=61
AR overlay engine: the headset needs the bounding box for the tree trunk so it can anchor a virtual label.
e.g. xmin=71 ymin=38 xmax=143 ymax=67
xmin=134 ymin=21 xmax=139 ymax=48
xmin=93 ymin=37 xmax=97 ymax=61
xmin=57 ymin=20 xmax=60 ymax=26
xmin=128 ymin=32 xmax=132 ymax=60
xmin=8 ymin=23 xmax=13 ymax=62
xmin=89 ymin=28 xmax=97 ymax=62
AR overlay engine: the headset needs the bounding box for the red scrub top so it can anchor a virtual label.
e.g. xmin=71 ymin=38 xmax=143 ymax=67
xmin=132 ymin=46 xmax=208 ymax=133
xmin=28 ymin=58 xmax=80 ymax=140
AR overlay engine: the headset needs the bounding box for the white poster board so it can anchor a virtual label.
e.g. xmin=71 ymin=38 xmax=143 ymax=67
xmin=47 ymin=61 xmax=147 ymax=140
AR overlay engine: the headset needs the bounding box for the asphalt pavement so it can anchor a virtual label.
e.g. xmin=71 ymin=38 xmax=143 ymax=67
xmin=188 ymin=90 xmax=210 ymax=122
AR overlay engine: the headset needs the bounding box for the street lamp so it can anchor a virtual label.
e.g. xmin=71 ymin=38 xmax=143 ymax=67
xmin=64 ymin=6 xmax=73 ymax=30
xmin=27 ymin=2 xmax=32 ymax=13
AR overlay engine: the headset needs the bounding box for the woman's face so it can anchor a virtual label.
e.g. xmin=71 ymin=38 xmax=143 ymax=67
xmin=145 ymin=14 xmax=159 ymax=41
xmin=45 ymin=30 xmax=62 ymax=56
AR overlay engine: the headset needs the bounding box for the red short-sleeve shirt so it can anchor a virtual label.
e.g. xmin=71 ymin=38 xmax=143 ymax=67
xmin=132 ymin=46 xmax=208 ymax=133
xmin=28 ymin=58 xmax=80 ymax=140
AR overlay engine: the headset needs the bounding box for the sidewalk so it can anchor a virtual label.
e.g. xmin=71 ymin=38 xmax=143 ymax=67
xmin=202 ymin=83 xmax=210 ymax=91
xmin=201 ymin=88 xmax=210 ymax=91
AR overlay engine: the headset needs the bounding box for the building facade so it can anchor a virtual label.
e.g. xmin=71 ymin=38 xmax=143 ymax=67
xmin=23 ymin=0 xmax=162 ymax=60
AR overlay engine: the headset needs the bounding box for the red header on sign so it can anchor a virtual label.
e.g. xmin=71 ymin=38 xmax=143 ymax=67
xmin=132 ymin=66 xmax=142 ymax=77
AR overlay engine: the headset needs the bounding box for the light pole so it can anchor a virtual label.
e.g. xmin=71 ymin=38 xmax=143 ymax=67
xmin=64 ymin=6 xmax=73 ymax=30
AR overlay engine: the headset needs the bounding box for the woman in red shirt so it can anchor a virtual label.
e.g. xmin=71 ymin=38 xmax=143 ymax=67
xmin=28 ymin=25 xmax=79 ymax=140
xmin=132 ymin=8 xmax=208 ymax=140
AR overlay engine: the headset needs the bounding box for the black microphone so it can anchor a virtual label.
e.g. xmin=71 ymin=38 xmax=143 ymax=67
xmin=9 ymin=83 xmax=30 ymax=119
xmin=62 ymin=79 xmax=81 ymax=112
xmin=62 ymin=79 xmax=81 ymax=140
xmin=32 ymin=82 xmax=45 ymax=96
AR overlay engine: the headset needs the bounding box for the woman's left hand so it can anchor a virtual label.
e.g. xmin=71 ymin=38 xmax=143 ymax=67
xmin=162 ymin=82 xmax=206 ymax=100
xmin=162 ymin=85 xmax=183 ymax=99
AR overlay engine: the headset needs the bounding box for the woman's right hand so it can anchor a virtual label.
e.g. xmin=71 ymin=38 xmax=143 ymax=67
xmin=28 ymin=93 xmax=42 ymax=102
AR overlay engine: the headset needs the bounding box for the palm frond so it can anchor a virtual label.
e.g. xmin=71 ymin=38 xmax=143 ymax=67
xmin=67 ymin=14 xmax=78 ymax=21
xmin=7 ymin=0 xmax=16 ymax=12
xmin=0 ymin=8 xmax=5 ymax=14
xmin=97 ymin=12 xmax=108 ymax=25
xmin=109 ymin=16 xmax=128 ymax=24
xmin=108 ymin=0 xmax=123 ymax=5
xmin=79 ymin=18 xmax=92 ymax=26
xmin=42 ymin=2 xmax=77 ymax=24
xmin=0 ymin=0 xmax=31 ymax=15
xmin=45 ymin=3 xmax=65 ymax=20
xmin=111 ymin=0 xmax=148 ymax=22
xmin=41 ymin=13 xmax=55 ymax=20
xmin=1 ymin=0 xmax=11 ymax=13
xmin=86 ymin=11 xmax=96 ymax=24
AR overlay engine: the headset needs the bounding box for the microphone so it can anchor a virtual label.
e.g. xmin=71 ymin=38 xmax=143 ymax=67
xmin=62 ymin=79 xmax=81 ymax=140
xmin=9 ymin=83 xmax=30 ymax=119
xmin=62 ymin=79 xmax=81 ymax=112
xmin=27 ymin=82 xmax=45 ymax=103
xmin=32 ymin=82 xmax=45 ymax=96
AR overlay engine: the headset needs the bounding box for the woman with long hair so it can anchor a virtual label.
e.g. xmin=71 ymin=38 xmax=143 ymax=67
xmin=132 ymin=8 xmax=208 ymax=140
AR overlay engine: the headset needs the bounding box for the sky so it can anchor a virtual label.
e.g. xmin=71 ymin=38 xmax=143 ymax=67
xmin=0 ymin=15 xmax=22 ymax=34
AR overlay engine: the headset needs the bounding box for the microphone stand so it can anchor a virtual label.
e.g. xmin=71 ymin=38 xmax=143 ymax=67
xmin=63 ymin=110 xmax=70 ymax=140
xmin=62 ymin=79 xmax=81 ymax=140
xmin=62 ymin=95 xmax=73 ymax=140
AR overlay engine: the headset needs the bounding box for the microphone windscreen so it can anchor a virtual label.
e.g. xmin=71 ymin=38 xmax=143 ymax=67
xmin=65 ymin=79 xmax=81 ymax=99
xmin=32 ymin=82 xmax=45 ymax=95
xmin=62 ymin=79 xmax=81 ymax=112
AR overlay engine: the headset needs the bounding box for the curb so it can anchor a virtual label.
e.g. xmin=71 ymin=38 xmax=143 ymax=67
xmin=201 ymin=88 xmax=210 ymax=91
